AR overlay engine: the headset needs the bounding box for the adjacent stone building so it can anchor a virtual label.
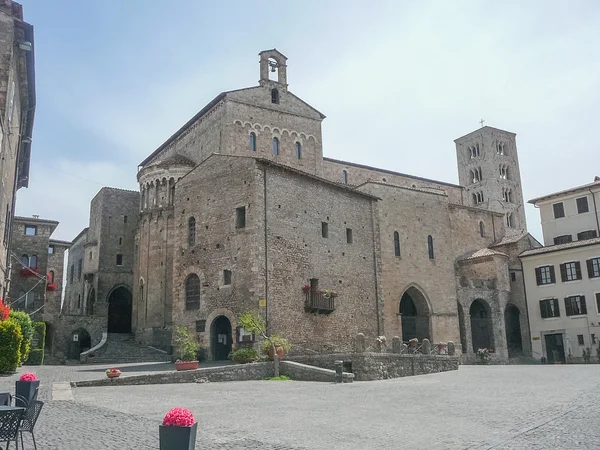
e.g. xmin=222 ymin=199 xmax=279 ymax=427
xmin=130 ymin=49 xmax=539 ymax=362
xmin=0 ymin=0 xmax=35 ymax=300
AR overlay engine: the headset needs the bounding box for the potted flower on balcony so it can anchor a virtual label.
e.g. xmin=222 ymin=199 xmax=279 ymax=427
xmin=46 ymin=282 xmax=57 ymax=291
xmin=173 ymin=327 xmax=199 ymax=371
xmin=159 ymin=407 xmax=197 ymax=450
xmin=302 ymin=284 xmax=310 ymax=294
xmin=408 ymin=338 xmax=418 ymax=348
xmin=105 ymin=367 xmax=121 ymax=378
xmin=15 ymin=372 xmax=40 ymax=407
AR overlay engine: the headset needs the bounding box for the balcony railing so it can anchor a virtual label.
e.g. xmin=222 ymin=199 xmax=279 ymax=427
xmin=305 ymin=291 xmax=335 ymax=314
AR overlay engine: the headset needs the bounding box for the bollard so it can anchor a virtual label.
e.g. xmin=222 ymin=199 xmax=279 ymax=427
xmin=392 ymin=336 xmax=402 ymax=354
xmin=334 ymin=360 xmax=343 ymax=383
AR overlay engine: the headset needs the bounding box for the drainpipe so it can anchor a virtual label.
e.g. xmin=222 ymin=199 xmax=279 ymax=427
xmin=590 ymin=188 xmax=600 ymax=237
xmin=262 ymin=167 xmax=269 ymax=334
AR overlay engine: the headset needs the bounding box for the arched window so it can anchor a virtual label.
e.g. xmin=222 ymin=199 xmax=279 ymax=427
xmin=188 ymin=217 xmax=196 ymax=247
xmin=273 ymin=137 xmax=280 ymax=156
xmin=29 ymin=255 xmax=37 ymax=268
xmin=393 ymin=231 xmax=401 ymax=257
xmin=185 ymin=274 xmax=200 ymax=310
xmin=427 ymin=235 xmax=434 ymax=259
xmin=479 ymin=221 xmax=485 ymax=238
xmin=271 ymin=88 xmax=279 ymax=104
xmin=250 ymin=132 xmax=256 ymax=151
xmin=48 ymin=270 xmax=55 ymax=283
xmin=21 ymin=254 xmax=28 ymax=267
xmin=295 ymin=142 xmax=302 ymax=159
xmin=342 ymin=170 xmax=348 ymax=184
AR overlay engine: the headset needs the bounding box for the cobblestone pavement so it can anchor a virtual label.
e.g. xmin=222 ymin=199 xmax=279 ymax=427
xmin=2 ymin=364 xmax=600 ymax=449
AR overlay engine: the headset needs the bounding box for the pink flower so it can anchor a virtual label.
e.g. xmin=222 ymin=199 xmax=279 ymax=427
xmin=162 ymin=408 xmax=195 ymax=427
xmin=19 ymin=372 xmax=37 ymax=382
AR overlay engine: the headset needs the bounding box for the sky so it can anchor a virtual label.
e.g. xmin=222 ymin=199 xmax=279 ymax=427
xmin=15 ymin=0 xmax=600 ymax=242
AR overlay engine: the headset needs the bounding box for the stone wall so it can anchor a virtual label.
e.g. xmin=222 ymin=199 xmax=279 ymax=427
xmin=64 ymin=228 xmax=87 ymax=314
xmin=289 ymin=352 xmax=459 ymax=381
xmin=52 ymin=314 xmax=106 ymax=359
xmin=280 ymin=360 xmax=354 ymax=382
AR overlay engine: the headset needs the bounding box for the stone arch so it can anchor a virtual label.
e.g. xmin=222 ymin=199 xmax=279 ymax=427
xmin=504 ymin=303 xmax=523 ymax=357
xmin=205 ymin=308 xmax=237 ymax=360
xmin=399 ymin=284 xmax=431 ymax=342
xmin=234 ymin=119 xmax=243 ymax=126
xmin=107 ymin=284 xmax=133 ymax=333
xmin=69 ymin=328 xmax=91 ymax=359
xmin=470 ymin=299 xmax=494 ymax=352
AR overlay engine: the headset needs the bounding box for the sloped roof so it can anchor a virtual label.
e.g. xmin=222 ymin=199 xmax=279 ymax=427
xmin=156 ymin=154 xmax=196 ymax=168
xmin=459 ymin=248 xmax=509 ymax=262
xmin=490 ymin=232 xmax=532 ymax=247
xmin=520 ymin=237 xmax=600 ymax=258
xmin=528 ymin=178 xmax=600 ymax=204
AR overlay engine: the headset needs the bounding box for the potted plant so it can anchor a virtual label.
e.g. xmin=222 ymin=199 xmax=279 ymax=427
xmin=408 ymin=338 xmax=418 ymax=348
xmin=261 ymin=335 xmax=291 ymax=361
xmin=159 ymin=407 xmax=197 ymax=450
xmin=105 ymin=367 xmax=121 ymax=379
xmin=302 ymin=285 xmax=310 ymax=294
xmin=15 ymin=372 xmax=40 ymax=407
xmin=437 ymin=342 xmax=447 ymax=354
xmin=173 ymin=327 xmax=199 ymax=371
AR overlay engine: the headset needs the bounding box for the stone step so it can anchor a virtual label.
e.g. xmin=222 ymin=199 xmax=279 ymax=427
xmin=86 ymin=333 xmax=171 ymax=365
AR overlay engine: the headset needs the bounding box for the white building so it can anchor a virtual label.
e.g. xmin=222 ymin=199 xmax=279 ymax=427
xmin=521 ymin=178 xmax=600 ymax=363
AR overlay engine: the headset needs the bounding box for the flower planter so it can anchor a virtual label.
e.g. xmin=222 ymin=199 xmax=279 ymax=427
xmin=175 ymin=361 xmax=199 ymax=371
xmin=15 ymin=380 xmax=40 ymax=408
xmin=159 ymin=422 xmax=197 ymax=450
xmin=267 ymin=347 xmax=285 ymax=361
xmin=107 ymin=372 xmax=121 ymax=379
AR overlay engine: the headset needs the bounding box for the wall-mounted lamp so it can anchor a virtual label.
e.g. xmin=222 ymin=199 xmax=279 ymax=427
xmin=17 ymin=40 xmax=32 ymax=52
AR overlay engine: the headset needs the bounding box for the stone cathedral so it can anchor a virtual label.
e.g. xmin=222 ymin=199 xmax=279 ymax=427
xmin=63 ymin=49 xmax=540 ymax=362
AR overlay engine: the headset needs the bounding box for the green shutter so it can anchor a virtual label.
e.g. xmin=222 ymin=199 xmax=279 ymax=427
xmin=581 ymin=296 xmax=587 ymax=315
xmin=539 ymin=300 xmax=547 ymax=318
xmin=549 ymin=266 xmax=556 ymax=283
xmin=575 ymin=262 xmax=582 ymax=280
xmin=560 ymin=264 xmax=567 ymax=282
xmin=564 ymin=297 xmax=573 ymax=316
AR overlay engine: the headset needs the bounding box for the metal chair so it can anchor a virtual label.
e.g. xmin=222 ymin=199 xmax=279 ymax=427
xmin=0 ymin=393 xmax=11 ymax=406
xmin=19 ymin=401 xmax=43 ymax=450
xmin=0 ymin=407 xmax=24 ymax=450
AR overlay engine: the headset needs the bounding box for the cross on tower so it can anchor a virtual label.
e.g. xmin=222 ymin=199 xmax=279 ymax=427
xmin=479 ymin=118 xmax=485 ymax=128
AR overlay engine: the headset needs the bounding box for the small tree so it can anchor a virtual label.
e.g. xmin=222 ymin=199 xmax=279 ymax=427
xmin=238 ymin=310 xmax=290 ymax=377
xmin=173 ymin=326 xmax=199 ymax=362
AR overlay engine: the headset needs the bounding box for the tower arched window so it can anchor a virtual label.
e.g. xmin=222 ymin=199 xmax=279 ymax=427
xmin=250 ymin=132 xmax=256 ymax=151
xmin=273 ymin=137 xmax=280 ymax=156
xmin=48 ymin=270 xmax=55 ymax=284
xmin=188 ymin=217 xmax=196 ymax=248
xmin=271 ymin=88 xmax=279 ymax=104
xmin=342 ymin=170 xmax=348 ymax=185
xmin=479 ymin=221 xmax=485 ymax=238
xmin=21 ymin=254 xmax=28 ymax=267
xmin=295 ymin=142 xmax=302 ymax=159
xmin=29 ymin=255 xmax=37 ymax=268
xmin=427 ymin=235 xmax=434 ymax=260
xmin=393 ymin=231 xmax=401 ymax=257
xmin=185 ymin=274 xmax=200 ymax=310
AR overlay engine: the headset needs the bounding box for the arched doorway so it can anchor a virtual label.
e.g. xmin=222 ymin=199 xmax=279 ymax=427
xmin=504 ymin=304 xmax=523 ymax=357
xmin=470 ymin=299 xmax=494 ymax=352
xmin=399 ymin=287 xmax=430 ymax=342
xmin=68 ymin=328 xmax=91 ymax=360
xmin=211 ymin=316 xmax=232 ymax=361
xmin=107 ymin=286 xmax=132 ymax=333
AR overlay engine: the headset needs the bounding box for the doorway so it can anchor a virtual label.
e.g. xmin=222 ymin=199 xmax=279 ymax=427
xmin=399 ymin=287 xmax=430 ymax=342
xmin=107 ymin=286 xmax=132 ymax=333
xmin=68 ymin=328 xmax=91 ymax=360
xmin=470 ymin=299 xmax=494 ymax=351
xmin=504 ymin=304 xmax=523 ymax=357
xmin=545 ymin=333 xmax=565 ymax=364
xmin=211 ymin=316 xmax=232 ymax=361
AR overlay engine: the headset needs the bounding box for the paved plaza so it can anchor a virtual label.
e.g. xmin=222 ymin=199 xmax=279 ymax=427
xmin=2 ymin=363 xmax=600 ymax=449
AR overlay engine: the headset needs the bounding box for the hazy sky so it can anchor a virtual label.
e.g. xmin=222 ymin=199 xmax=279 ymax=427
xmin=15 ymin=0 xmax=600 ymax=242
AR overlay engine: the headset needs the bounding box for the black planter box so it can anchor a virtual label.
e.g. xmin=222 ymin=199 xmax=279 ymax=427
xmin=15 ymin=380 xmax=40 ymax=408
xmin=159 ymin=422 xmax=197 ymax=450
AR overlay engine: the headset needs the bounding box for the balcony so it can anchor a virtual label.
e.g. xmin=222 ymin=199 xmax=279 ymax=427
xmin=19 ymin=267 xmax=39 ymax=277
xmin=305 ymin=291 xmax=335 ymax=314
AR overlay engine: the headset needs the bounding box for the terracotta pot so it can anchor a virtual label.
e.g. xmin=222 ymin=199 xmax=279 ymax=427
xmin=267 ymin=347 xmax=285 ymax=361
xmin=106 ymin=372 xmax=121 ymax=379
xmin=175 ymin=361 xmax=199 ymax=371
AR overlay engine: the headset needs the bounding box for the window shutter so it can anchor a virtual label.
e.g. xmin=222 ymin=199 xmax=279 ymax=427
xmin=575 ymin=262 xmax=582 ymax=280
xmin=587 ymin=259 xmax=594 ymax=278
xmin=581 ymin=296 xmax=587 ymax=315
xmin=560 ymin=264 xmax=567 ymax=282
xmin=564 ymin=298 xmax=573 ymax=316
xmin=553 ymin=299 xmax=560 ymax=317
xmin=549 ymin=266 xmax=556 ymax=283
xmin=535 ymin=268 xmax=542 ymax=285
xmin=539 ymin=300 xmax=547 ymax=318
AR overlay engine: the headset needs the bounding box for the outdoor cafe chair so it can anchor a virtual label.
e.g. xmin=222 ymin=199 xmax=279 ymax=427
xmin=0 ymin=407 xmax=24 ymax=450
xmin=19 ymin=401 xmax=43 ymax=450
xmin=0 ymin=394 xmax=11 ymax=407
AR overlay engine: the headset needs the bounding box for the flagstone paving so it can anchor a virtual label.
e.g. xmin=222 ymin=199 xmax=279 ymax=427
xmin=1 ymin=363 xmax=599 ymax=449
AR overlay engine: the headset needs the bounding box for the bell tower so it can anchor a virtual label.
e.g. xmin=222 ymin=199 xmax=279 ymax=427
xmin=259 ymin=49 xmax=288 ymax=91
xmin=455 ymin=126 xmax=527 ymax=235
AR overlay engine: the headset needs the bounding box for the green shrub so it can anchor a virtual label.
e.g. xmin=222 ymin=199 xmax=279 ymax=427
xmin=173 ymin=326 xmax=199 ymax=361
xmin=260 ymin=335 xmax=292 ymax=355
xmin=231 ymin=347 xmax=259 ymax=364
xmin=196 ymin=347 xmax=207 ymax=363
xmin=265 ymin=375 xmax=291 ymax=381
xmin=25 ymin=349 xmax=44 ymax=365
xmin=9 ymin=310 xmax=33 ymax=364
xmin=0 ymin=319 xmax=23 ymax=373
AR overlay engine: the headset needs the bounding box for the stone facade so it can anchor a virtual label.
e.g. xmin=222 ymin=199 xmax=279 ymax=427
xmin=131 ymin=49 xmax=539 ymax=362
xmin=0 ymin=1 xmax=35 ymax=300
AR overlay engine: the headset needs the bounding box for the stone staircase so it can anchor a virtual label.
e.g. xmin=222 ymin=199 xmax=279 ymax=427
xmin=85 ymin=333 xmax=171 ymax=365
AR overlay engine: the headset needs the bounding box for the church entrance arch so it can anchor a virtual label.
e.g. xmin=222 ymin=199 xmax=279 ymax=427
xmin=107 ymin=286 xmax=132 ymax=333
xmin=211 ymin=316 xmax=232 ymax=361
xmin=399 ymin=286 xmax=430 ymax=342
xmin=68 ymin=328 xmax=91 ymax=360
xmin=504 ymin=304 xmax=523 ymax=357
xmin=470 ymin=299 xmax=494 ymax=352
